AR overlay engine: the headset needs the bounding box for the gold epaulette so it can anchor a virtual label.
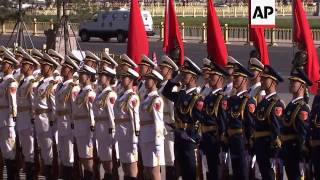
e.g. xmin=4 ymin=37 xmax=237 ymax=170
xmin=97 ymin=90 xmax=112 ymax=109
xmin=147 ymin=95 xmax=160 ymax=112
xmin=206 ymin=94 xmax=223 ymax=117
xmin=283 ymin=100 xmax=303 ymax=128
xmin=40 ymin=80 xmax=57 ymax=99
xmin=63 ymin=82 xmax=76 ymax=103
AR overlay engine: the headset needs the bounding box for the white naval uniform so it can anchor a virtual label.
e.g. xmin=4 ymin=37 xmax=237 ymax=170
xmin=72 ymin=84 xmax=96 ymax=159
xmin=159 ymin=80 xmax=175 ymax=166
xmin=33 ymin=76 xmax=57 ymax=165
xmin=14 ymin=68 xmax=24 ymax=84
xmin=16 ymin=75 xmax=37 ymax=162
xmin=137 ymin=80 xmax=147 ymax=101
xmin=55 ymin=79 xmax=80 ymax=166
xmin=0 ymin=74 xmax=18 ymax=160
xmin=93 ymin=86 xmax=117 ymax=162
xmin=114 ymin=89 xmax=140 ymax=163
xmin=139 ymin=90 xmax=165 ymax=167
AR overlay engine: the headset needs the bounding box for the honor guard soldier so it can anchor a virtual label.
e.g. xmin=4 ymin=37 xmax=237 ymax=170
xmin=247 ymin=57 xmax=266 ymax=103
xmin=72 ymin=65 xmax=96 ymax=180
xmin=162 ymin=57 xmax=204 ymax=180
xmin=280 ymin=69 xmax=312 ymax=180
xmin=199 ymin=58 xmax=212 ymax=97
xmin=33 ymin=53 xmax=59 ymax=180
xmin=16 ymin=51 xmax=40 ymax=180
xmin=83 ymin=51 xmax=100 ymax=69
xmin=100 ymin=51 xmax=119 ymax=70
xmin=56 ymin=56 xmax=80 ymax=179
xmin=67 ymin=50 xmax=82 ymax=83
xmin=99 ymin=52 xmax=118 ymax=88
xmin=310 ymin=78 xmax=320 ymax=179
xmin=31 ymin=48 xmax=44 ymax=80
xmin=67 ymin=50 xmax=82 ymax=66
xmin=199 ymin=62 xmax=229 ymax=180
xmin=0 ymin=52 xmax=19 ymax=180
xmin=137 ymin=55 xmax=157 ymax=101
xmin=140 ymin=70 xmax=165 ymax=180
xmin=253 ymin=65 xmax=285 ymax=180
xmin=223 ymin=56 xmax=237 ymax=97
xmin=93 ymin=66 xmax=117 ymax=180
xmin=226 ymin=61 xmax=256 ymax=180
xmin=114 ymin=68 xmax=140 ymax=180
xmin=47 ymin=49 xmax=64 ymax=83
xmin=13 ymin=47 xmax=26 ymax=83
xmin=100 ymin=51 xmax=120 ymax=179
xmin=118 ymin=54 xmax=138 ymax=73
xmin=158 ymin=55 xmax=179 ymax=180
xmin=116 ymin=54 xmax=138 ymax=94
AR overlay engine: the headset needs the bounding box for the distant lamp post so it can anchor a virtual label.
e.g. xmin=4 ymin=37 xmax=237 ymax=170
xmin=317 ymin=0 xmax=320 ymax=16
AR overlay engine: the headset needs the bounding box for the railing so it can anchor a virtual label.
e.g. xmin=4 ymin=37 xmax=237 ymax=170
xmin=25 ymin=4 xmax=318 ymax=17
xmin=1 ymin=20 xmax=320 ymax=45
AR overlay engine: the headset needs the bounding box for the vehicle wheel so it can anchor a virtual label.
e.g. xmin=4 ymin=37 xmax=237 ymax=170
xmin=80 ymin=31 xmax=90 ymax=42
xmin=102 ymin=37 xmax=110 ymax=42
xmin=117 ymin=32 xmax=126 ymax=43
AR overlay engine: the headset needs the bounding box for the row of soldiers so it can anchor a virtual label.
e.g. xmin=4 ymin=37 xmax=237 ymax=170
xmin=0 ymin=44 xmax=318 ymax=180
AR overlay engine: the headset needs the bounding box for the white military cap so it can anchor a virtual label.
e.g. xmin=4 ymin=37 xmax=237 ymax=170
xmin=181 ymin=57 xmax=201 ymax=76
xmin=121 ymin=67 xmax=139 ymax=79
xmin=63 ymin=56 xmax=80 ymax=71
xmin=67 ymin=50 xmax=82 ymax=65
xmin=139 ymin=54 xmax=157 ymax=68
xmin=31 ymin=48 xmax=43 ymax=61
xmin=21 ymin=50 xmax=40 ymax=66
xmin=248 ymin=57 xmax=264 ymax=72
xmin=159 ymin=55 xmax=179 ymax=71
xmin=48 ymin=49 xmax=64 ymax=61
xmin=0 ymin=46 xmax=7 ymax=55
xmin=42 ymin=53 xmax=60 ymax=68
xmin=226 ymin=56 xmax=241 ymax=68
xmin=78 ymin=64 xmax=96 ymax=75
xmin=202 ymin=58 xmax=212 ymax=71
xmin=99 ymin=66 xmax=116 ymax=77
xmin=85 ymin=50 xmax=100 ymax=62
xmin=145 ymin=69 xmax=163 ymax=82
xmin=15 ymin=47 xmax=26 ymax=57
xmin=119 ymin=54 xmax=138 ymax=68
xmin=3 ymin=51 xmax=19 ymax=66
xmin=101 ymin=52 xmax=118 ymax=67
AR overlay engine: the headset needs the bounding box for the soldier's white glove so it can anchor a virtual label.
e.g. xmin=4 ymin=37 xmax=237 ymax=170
xmin=155 ymin=145 xmax=161 ymax=157
xmin=133 ymin=143 xmax=138 ymax=153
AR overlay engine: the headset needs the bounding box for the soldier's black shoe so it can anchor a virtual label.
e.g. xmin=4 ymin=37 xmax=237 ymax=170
xmin=165 ymin=166 xmax=177 ymax=180
xmin=62 ymin=166 xmax=73 ymax=180
xmin=103 ymin=172 xmax=113 ymax=180
xmin=124 ymin=176 xmax=137 ymax=180
xmin=25 ymin=162 xmax=35 ymax=180
xmin=83 ymin=170 xmax=94 ymax=180
xmin=44 ymin=165 xmax=53 ymax=180
xmin=5 ymin=159 xmax=17 ymax=180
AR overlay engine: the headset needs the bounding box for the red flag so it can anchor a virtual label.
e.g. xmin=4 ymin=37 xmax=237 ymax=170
xmin=248 ymin=0 xmax=270 ymax=65
xmin=293 ymin=0 xmax=320 ymax=94
xmin=207 ymin=0 xmax=228 ymax=66
xmin=127 ymin=0 xmax=149 ymax=66
xmin=250 ymin=28 xmax=270 ymax=65
xmin=163 ymin=0 xmax=184 ymax=65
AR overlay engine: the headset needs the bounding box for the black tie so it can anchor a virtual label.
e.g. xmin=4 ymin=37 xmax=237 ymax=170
xmin=18 ymin=79 xmax=25 ymax=88
xmin=37 ymin=80 xmax=44 ymax=88
xmin=57 ymin=83 xmax=63 ymax=91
